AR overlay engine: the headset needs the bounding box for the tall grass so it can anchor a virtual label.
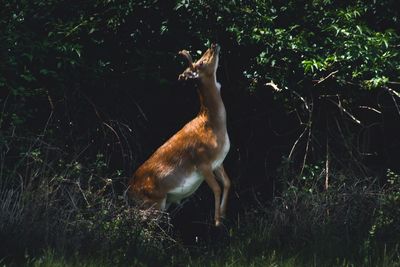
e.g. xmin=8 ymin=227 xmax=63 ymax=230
xmin=199 ymin=168 xmax=400 ymax=267
xmin=0 ymin=135 xmax=180 ymax=266
xmin=1 ymin=134 xmax=399 ymax=266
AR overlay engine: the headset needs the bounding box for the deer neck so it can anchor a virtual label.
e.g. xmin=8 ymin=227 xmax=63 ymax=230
xmin=197 ymin=77 xmax=226 ymax=130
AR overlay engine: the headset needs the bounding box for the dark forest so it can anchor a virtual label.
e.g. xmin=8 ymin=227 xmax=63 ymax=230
xmin=1 ymin=1 xmax=400 ymax=266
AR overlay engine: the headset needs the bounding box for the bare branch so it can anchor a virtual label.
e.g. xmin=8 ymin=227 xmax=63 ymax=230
xmin=313 ymin=70 xmax=339 ymax=86
xmin=286 ymin=89 xmax=313 ymax=177
xmin=327 ymin=98 xmax=362 ymax=125
xmin=385 ymin=87 xmax=400 ymax=117
xmin=300 ymin=124 xmax=312 ymax=176
xmin=385 ymin=86 xmax=400 ymax=98
xmin=288 ymin=126 xmax=308 ymax=160
xmin=291 ymin=90 xmax=311 ymax=111
xmin=387 ymin=81 xmax=400 ymax=85
xmin=358 ymin=106 xmax=382 ymax=114
xmin=325 ymin=137 xmax=329 ymax=191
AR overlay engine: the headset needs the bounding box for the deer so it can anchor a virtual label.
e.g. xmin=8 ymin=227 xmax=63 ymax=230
xmin=128 ymin=44 xmax=231 ymax=226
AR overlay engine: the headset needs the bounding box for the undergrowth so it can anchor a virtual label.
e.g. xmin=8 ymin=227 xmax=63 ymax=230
xmin=0 ymin=135 xmax=182 ymax=266
xmin=1 ymin=135 xmax=399 ymax=266
xmin=185 ymin=166 xmax=400 ymax=267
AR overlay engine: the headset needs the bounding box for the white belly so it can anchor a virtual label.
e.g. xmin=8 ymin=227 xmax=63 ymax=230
xmin=212 ymin=133 xmax=230 ymax=169
xmin=167 ymin=172 xmax=204 ymax=203
xmin=166 ymin=134 xmax=230 ymax=203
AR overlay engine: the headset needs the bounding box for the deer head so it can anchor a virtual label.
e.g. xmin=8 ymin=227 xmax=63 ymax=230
xmin=178 ymin=44 xmax=220 ymax=82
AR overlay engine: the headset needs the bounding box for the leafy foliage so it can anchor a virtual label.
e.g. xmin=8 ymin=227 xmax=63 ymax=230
xmin=1 ymin=0 xmax=400 ymax=266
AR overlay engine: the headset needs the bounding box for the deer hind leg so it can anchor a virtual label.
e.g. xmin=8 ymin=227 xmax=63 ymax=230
xmin=201 ymin=166 xmax=222 ymax=227
xmin=214 ymin=165 xmax=231 ymax=218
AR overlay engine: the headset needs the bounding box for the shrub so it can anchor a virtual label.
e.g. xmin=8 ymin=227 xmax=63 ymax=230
xmin=234 ymin=167 xmax=400 ymax=264
xmin=0 ymin=135 xmax=179 ymax=266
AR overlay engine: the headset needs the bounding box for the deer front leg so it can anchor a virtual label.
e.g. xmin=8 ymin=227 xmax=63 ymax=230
xmin=201 ymin=167 xmax=222 ymax=227
xmin=214 ymin=165 xmax=231 ymax=218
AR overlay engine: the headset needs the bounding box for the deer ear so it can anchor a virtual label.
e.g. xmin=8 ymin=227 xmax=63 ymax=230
xmin=178 ymin=68 xmax=199 ymax=80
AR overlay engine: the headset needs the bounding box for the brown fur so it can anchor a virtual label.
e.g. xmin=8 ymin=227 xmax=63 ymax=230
xmin=128 ymin=44 xmax=231 ymax=226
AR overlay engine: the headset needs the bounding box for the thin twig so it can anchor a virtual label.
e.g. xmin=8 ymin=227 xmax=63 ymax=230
xmin=314 ymin=70 xmax=339 ymax=86
xmin=325 ymin=137 xmax=329 ymax=191
xmin=103 ymin=122 xmax=121 ymax=145
xmin=384 ymin=86 xmax=400 ymax=98
xmin=358 ymin=105 xmax=382 ymax=114
xmin=385 ymin=87 xmax=400 ymax=117
xmin=333 ymin=117 xmax=367 ymax=174
xmin=387 ymin=81 xmax=400 ymax=85
xmin=288 ymin=126 xmax=308 ymax=160
xmin=292 ymin=90 xmax=310 ymax=111
xmin=300 ymin=125 xmax=312 ymax=176
xmin=286 ymin=89 xmax=313 ymax=177
xmin=76 ymin=181 xmax=90 ymax=207
xmin=327 ymin=98 xmax=362 ymax=125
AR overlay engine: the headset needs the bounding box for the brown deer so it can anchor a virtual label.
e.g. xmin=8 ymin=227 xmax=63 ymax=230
xmin=128 ymin=44 xmax=230 ymax=226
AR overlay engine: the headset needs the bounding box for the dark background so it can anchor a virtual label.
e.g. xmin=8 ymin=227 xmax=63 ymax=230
xmin=1 ymin=0 xmax=400 ymax=262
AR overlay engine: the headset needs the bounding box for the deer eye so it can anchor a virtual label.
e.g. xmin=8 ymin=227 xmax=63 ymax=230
xmin=198 ymin=61 xmax=204 ymax=67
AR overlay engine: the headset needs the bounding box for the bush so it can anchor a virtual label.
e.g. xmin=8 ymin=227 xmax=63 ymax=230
xmin=233 ymin=167 xmax=400 ymax=264
xmin=0 ymin=134 xmax=180 ymax=266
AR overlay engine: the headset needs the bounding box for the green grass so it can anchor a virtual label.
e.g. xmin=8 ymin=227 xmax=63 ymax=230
xmin=13 ymin=246 xmax=400 ymax=267
xmin=1 ymin=138 xmax=399 ymax=267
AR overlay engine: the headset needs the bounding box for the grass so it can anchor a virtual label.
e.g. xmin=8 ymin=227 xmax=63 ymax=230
xmin=1 ymin=137 xmax=400 ymax=266
xmin=12 ymin=245 xmax=400 ymax=267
